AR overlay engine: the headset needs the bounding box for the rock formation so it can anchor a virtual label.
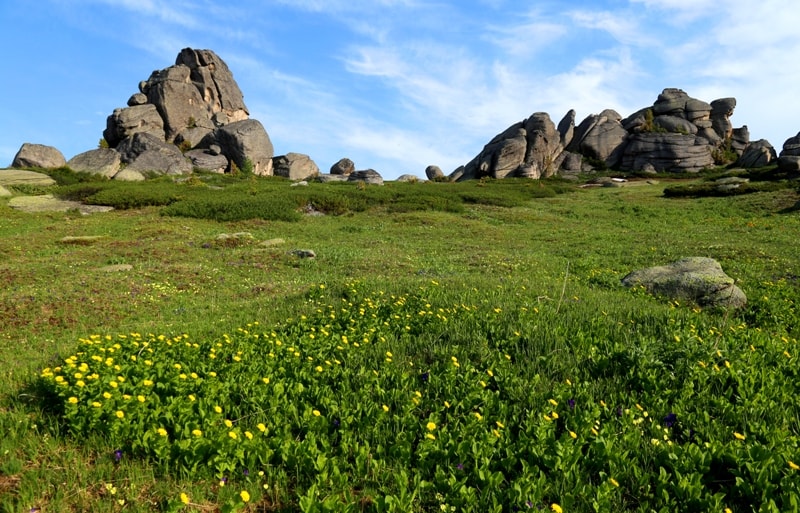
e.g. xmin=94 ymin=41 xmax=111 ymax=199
xmin=454 ymin=88 xmax=770 ymax=180
xmin=273 ymin=152 xmax=320 ymax=181
xmin=62 ymin=48 xmax=274 ymax=179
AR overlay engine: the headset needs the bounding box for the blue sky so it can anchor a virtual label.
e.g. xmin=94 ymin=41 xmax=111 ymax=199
xmin=2 ymin=0 xmax=799 ymax=179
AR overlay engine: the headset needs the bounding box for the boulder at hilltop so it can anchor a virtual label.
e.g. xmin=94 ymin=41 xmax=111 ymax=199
xmin=67 ymin=149 xmax=122 ymax=179
xmin=207 ymin=119 xmax=274 ymax=176
xmin=273 ymin=153 xmax=319 ymax=181
xmin=622 ymin=257 xmax=746 ymax=309
xmin=12 ymin=143 xmax=66 ymax=169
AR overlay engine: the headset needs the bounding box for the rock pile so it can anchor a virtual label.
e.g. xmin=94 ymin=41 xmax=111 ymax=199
xmin=455 ymin=88 xmax=778 ymax=180
xmin=9 ymin=48 xmax=320 ymax=181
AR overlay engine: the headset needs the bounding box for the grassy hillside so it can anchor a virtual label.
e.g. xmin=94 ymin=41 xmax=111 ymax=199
xmin=1 ymin=170 xmax=799 ymax=512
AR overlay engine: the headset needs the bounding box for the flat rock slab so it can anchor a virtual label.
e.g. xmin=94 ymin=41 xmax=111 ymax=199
xmin=98 ymin=264 xmax=133 ymax=272
xmin=8 ymin=195 xmax=113 ymax=214
xmin=0 ymin=169 xmax=56 ymax=186
xmin=622 ymin=256 xmax=746 ymax=309
xmin=59 ymin=235 xmax=107 ymax=245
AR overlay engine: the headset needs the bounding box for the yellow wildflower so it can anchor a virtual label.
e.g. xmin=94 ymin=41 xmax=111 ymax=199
xmin=180 ymin=492 xmax=190 ymax=504
xmin=158 ymin=427 xmax=167 ymax=436
xmin=789 ymin=461 xmax=800 ymax=470
xmin=426 ymin=421 xmax=436 ymax=431
xmin=115 ymin=410 xmax=125 ymax=419
xmin=734 ymin=432 xmax=746 ymax=441
xmin=257 ymin=423 xmax=266 ymax=432
xmin=313 ymin=410 xmax=321 ymax=417
xmin=192 ymin=429 xmax=203 ymax=437
xmin=551 ymin=504 xmax=562 ymax=513
xmin=240 ymin=490 xmax=250 ymax=503
xmin=68 ymin=396 xmax=78 ymax=404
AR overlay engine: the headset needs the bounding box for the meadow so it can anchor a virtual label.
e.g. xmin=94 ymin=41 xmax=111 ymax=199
xmin=0 ymin=169 xmax=799 ymax=512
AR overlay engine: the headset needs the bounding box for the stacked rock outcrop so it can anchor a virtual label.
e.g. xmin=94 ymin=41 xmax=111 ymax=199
xmin=455 ymin=88 xmax=774 ymax=180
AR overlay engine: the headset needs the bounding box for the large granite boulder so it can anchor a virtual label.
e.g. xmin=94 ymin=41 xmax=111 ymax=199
xmin=779 ymin=132 xmax=800 ymax=157
xmin=621 ymin=257 xmax=746 ymax=309
xmin=557 ymin=109 xmax=576 ymax=147
xmin=116 ymin=132 xmax=175 ymax=164
xmin=621 ymin=133 xmax=714 ymax=173
xmin=103 ymin=104 xmax=165 ymax=147
xmin=206 ymin=119 xmax=274 ymax=176
xmin=11 ymin=143 xmax=66 ymax=169
xmin=710 ymin=98 xmax=736 ymax=140
xmin=568 ymin=109 xmax=628 ymax=168
xmin=67 ymin=149 xmax=122 ymax=178
xmin=425 ymin=165 xmax=444 ymax=180
xmin=330 ymin=158 xmax=355 ymax=175
xmin=348 ymin=169 xmax=384 ymax=185
xmin=523 ymin=112 xmax=563 ymax=177
xmin=737 ymin=140 xmax=776 ymax=168
xmin=125 ymin=148 xmax=192 ymax=176
xmin=184 ymin=149 xmax=228 ymax=173
xmin=273 ymin=153 xmax=319 ymax=181
xmin=0 ymin=169 xmax=57 ymax=186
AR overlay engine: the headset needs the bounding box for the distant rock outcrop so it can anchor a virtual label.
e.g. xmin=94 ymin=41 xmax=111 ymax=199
xmin=455 ymin=88 xmax=769 ymax=180
xmin=58 ymin=48 xmax=273 ymax=179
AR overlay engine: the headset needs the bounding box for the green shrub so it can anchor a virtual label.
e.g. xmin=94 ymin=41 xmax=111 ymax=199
xmin=163 ymin=194 xmax=302 ymax=222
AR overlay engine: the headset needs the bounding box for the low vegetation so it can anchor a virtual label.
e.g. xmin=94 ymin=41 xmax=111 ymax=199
xmin=1 ymin=167 xmax=799 ymax=512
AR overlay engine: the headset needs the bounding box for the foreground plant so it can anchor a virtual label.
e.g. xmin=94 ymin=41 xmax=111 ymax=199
xmin=36 ymin=283 xmax=800 ymax=511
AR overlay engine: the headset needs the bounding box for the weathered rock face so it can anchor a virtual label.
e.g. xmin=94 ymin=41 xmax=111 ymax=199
xmin=67 ymin=149 xmax=122 ymax=178
xmin=185 ymin=149 xmax=228 ymax=173
xmin=12 ymin=143 xmax=66 ymax=169
xmin=568 ymin=109 xmax=628 ymax=168
xmin=125 ymin=147 xmax=193 ymax=176
xmin=140 ymin=48 xmax=249 ymax=142
xmin=348 ymin=169 xmax=384 ymax=185
xmin=210 ymin=119 xmax=274 ymax=176
xmin=103 ymin=104 xmax=165 ymax=147
xmin=621 ymin=257 xmax=746 ymax=309
xmin=621 ymin=133 xmax=714 ymax=173
xmin=737 ymin=140 xmax=776 ymax=168
xmin=273 ymin=153 xmax=320 ymax=181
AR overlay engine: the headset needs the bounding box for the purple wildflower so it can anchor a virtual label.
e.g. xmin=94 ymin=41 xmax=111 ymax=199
xmin=420 ymin=371 xmax=430 ymax=383
xmin=113 ymin=449 xmax=123 ymax=463
xmin=663 ymin=413 xmax=677 ymax=428
xmin=456 ymin=463 xmax=464 ymax=471
xmin=567 ymin=399 xmax=575 ymax=409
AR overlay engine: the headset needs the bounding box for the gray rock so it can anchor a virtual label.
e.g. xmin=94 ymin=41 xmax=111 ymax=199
xmin=273 ymin=152 xmax=320 ymax=181
xmin=291 ymin=249 xmax=316 ymax=259
xmin=778 ymin=155 xmax=800 ymax=172
xmin=315 ymin=174 xmax=349 ymax=183
xmin=396 ymin=174 xmax=420 ymax=182
xmin=12 ymin=143 xmax=67 ymax=169
xmin=348 ymin=169 xmax=384 ymax=185
xmin=174 ymin=127 xmax=213 ymax=149
xmin=448 ymin=166 xmax=465 ymax=182
xmin=569 ymin=111 xmax=628 ymax=168
xmin=780 ymin=132 xmax=800 ymax=157
xmin=208 ymin=144 xmax=222 ymax=156
xmin=116 ymin=132 xmax=176 ymax=164
xmin=557 ymin=109 xmax=576 ymax=148
xmin=290 ymin=180 xmax=308 ymax=187
xmin=653 ymin=88 xmax=690 ymax=116
xmin=425 ymin=165 xmax=444 ymax=180
xmin=736 ymin=139 xmax=776 ymax=168
xmin=141 ymin=48 xmax=249 ymax=142
xmin=523 ymin=112 xmax=563 ymax=177
xmin=67 ymin=148 xmax=122 ymax=178
xmin=515 ymin=164 xmax=541 ymax=179
xmin=0 ymin=169 xmax=56 ymax=186
xmin=685 ymin=98 xmax=712 ymax=122
xmin=211 ymin=119 xmax=274 ymax=176
xmin=621 ymin=257 xmax=746 ymax=309
xmin=113 ymin=168 xmax=147 ymax=181
xmin=103 ymin=104 xmax=166 ymax=148
xmin=127 ymin=93 xmax=148 ymax=106
xmin=330 ymin=158 xmax=355 ymax=175
xmin=710 ymin=97 xmax=736 ymax=140
xmin=621 ymin=133 xmax=714 ymax=173
xmin=185 ymin=149 xmax=228 ymax=173
xmin=559 ymin=151 xmax=583 ymax=172
xmin=731 ymin=126 xmax=750 ymax=155
xmin=493 ymin=129 xmax=528 ymax=179
xmin=654 ymin=115 xmax=698 ymax=135
xmin=125 ymin=148 xmax=192 ymax=176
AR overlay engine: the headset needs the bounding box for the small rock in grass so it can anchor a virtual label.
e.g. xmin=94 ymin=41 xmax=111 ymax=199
xmin=291 ymin=249 xmax=316 ymax=259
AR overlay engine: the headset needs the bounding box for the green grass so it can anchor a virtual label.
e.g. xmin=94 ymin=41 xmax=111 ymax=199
xmin=1 ymin=170 xmax=799 ymax=512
